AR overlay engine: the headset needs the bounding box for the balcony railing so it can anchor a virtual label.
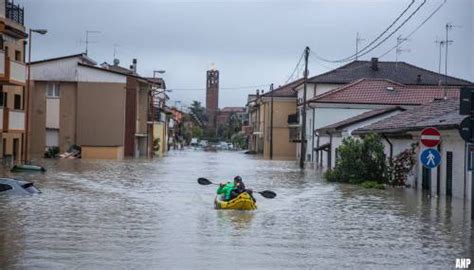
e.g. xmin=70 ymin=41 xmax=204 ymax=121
xmin=0 ymin=52 xmax=5 ymax=77
xmin=0 ymin=50 xmax=26 ymax=86
xmin=6 ymin=0 xmax=24 ymax=26
xmin=1 ymin=108 xmax=24 ymax=131
xmin=9 ymin=110 xmax=24 ymax=130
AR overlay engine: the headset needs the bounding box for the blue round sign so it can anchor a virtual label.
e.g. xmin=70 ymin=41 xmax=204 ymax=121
xmin=420 ymin=148 xmax=441 ymax=169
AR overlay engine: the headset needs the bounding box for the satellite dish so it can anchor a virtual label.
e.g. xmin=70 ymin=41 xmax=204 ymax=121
xmin=113 ymin=58 xmax=120 ymax=66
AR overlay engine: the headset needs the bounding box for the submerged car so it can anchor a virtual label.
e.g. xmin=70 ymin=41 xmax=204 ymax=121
xmin=0 ymin=178 xmax=41 ymax=195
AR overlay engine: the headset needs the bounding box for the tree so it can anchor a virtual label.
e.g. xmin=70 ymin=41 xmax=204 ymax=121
xmin=189 ymin=100 xmax=207 ymax=124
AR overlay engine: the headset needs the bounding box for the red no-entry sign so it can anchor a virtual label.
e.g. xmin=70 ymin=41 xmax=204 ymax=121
xmin=420 ymin=127 xmax=441 ymax=147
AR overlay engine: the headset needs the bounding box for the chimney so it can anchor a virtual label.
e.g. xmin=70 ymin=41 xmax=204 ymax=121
xmin=131 ymin=58 xmax=137 ymax=73
xmin=416 ymin=74 xmax=422 ymax=84
xmin=256 ymin=89 xmax=260 ymax=97
xmin=371 ymin=57 xmax=379 ymax=71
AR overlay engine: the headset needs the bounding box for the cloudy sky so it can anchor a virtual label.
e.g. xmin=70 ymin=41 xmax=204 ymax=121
xmin=22 ymin=0 xmax=473 ymax=108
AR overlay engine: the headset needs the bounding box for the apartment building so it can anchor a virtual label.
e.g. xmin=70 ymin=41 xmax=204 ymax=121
xmin=28 ymin=54 xmax=157 ymax=160
xmin=0 ymin=0 xmax=26 ymax=162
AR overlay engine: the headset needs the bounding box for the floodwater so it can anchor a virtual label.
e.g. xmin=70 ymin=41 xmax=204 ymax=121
xmin=0 ymin=149 xmax=472 ymax=269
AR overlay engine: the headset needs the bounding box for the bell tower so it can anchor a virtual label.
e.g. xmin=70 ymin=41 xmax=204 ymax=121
xmin=206 ymin=64 xmax=219 ymax=133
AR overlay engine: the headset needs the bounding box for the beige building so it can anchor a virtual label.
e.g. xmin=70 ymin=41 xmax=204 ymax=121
xmin=246 ymin=79 xmax=301 ymax=160
xmin=28 ymin=54 xmax=157 ymax=160
xmin=0 ymin=0 xmax=27 ymax=162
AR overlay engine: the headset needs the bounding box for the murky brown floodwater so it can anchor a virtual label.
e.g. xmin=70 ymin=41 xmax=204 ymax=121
xmin=0 ymin=149 xmax=473 ymax=269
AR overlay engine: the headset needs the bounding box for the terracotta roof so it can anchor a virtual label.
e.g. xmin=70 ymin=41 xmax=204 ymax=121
xmin=354 ymin=98 xmax=463 ymax=134
xmin=261 ymin=78 xmax=303 ymax=98
xmin=316 ymin=106 xmax=405 ymax=133
xmin=309 ymin=78 xmax=460 ymax=105
xmin=307 ymin=60 xmax=472 ymax=86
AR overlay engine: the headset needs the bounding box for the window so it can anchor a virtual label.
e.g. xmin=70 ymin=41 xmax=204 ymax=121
xmin=0 ymin=91 xmax=7 ymax=107
xmin=0 ymin=184 xmax=13 ymax=192
xmin=4 ymin=46 xmax=8 ymax=56
xmin=15 ymin=50 xmax=21 ymax=61
xmin=47 ymin=82 xmax=60 ymax=97
xmin=14 ymin=94 xmax=21 ymax=110
xmin=0 ymin=35 xmax=4 ymax=50
xmin=0 ymin=86 xmax=4 ymax=107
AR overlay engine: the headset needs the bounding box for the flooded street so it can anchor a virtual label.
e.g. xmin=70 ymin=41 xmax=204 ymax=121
xmin=0 ymin=150 xmax=473 ymax=269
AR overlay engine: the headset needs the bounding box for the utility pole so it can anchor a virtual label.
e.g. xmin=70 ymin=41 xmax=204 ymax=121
xmin=444 ymin=23 xmax=455 ymax=98
xmin=300 ymin=46 xmax=310 ymax=169
xmin=269 ymin=83 xmax=274 ymax=160
xmin=355 ymin=32 xmax=365 ymax=60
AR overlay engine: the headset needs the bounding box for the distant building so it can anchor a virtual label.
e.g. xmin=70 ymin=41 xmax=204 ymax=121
xmin=206 ymin=67 xmax=219 ymax=134
xmin=0 ymin=0 xmax=27 ymax=162
xmin=245 ymin=79 xmax=302 ymax=159
xmin=216 ymin=107 xmax=245 ymax=128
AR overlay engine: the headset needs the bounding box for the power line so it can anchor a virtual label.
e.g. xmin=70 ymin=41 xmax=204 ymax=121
xmin=313 ymin=0 xmax=426 ymax=63
xmin=285 ymin=50 xmax=305 ymax=84
xmin=347 ymin=0 xmax=427 ymax=61
xmin=379 ymin=0 xmax=447 ymax=59
xmin=349 ymin=0 xmax=415 ymax=61
xmin=168 ymin=83 xmax=271 ymax=91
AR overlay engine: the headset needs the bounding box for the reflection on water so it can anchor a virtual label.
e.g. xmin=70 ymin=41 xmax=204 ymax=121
xmin=0 ymin=150 xmax=472 ymax=269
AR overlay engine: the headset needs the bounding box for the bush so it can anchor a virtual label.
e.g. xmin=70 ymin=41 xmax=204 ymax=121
xmin=44 ymin=146 xmax=60 ymax=158
xmin=323 ymin=134 xmax=386 ymax=184
xmin=387 ymin=143 xmax=417 ymax=186
xmin=360 ymin=181 xmax=385 ymax=189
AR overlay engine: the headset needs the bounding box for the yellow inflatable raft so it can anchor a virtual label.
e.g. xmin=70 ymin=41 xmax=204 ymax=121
xmin=214 ymin=192 xmax=257 ymax=210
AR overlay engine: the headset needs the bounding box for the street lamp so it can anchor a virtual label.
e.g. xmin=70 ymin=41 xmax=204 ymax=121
xmin=24 ymin=28 xmax=48 ymax=162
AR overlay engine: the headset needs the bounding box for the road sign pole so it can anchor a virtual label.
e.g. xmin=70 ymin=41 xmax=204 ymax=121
xmin=459 ymin=87 xmax=474 ymax=220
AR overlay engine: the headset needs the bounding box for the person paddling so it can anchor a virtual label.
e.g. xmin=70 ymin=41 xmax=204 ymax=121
xmin=217 ymin=176 xmax=256 ymax=202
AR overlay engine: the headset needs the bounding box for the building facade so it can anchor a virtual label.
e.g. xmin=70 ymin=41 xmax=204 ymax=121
xmin=28 ymin=54 xmax=157 ymax=160
xmin=294 ymin=58 xmax=472 ymax=164
xmin=354 ymin=98 xmax=471 ymax=201
xmin=245 ymin=80 xmax=301 ymax=159
xmin=0 ymin=0 xmax=26 ymax=163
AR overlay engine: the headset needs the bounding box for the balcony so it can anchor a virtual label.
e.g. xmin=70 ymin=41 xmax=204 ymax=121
xmin=1 ymin=108 xmax=24 ymax=131
xmin=6 ymin=0 xmax=24 ymax=26
xmin=0 ymin=50 xmax=26 ymax=86
xmin=287 ymin=113 xmax=299 ymax=126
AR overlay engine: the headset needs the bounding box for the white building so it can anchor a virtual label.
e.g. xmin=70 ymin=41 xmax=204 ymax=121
xmin=354 ymin=98 xmax=471 ymax=201
xmin=293 ymin=58 xmax=472 ymax=164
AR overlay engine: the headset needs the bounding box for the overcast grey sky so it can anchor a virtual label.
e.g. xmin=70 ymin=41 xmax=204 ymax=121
xmin=22 ymin=0 xmax=473 ymax=108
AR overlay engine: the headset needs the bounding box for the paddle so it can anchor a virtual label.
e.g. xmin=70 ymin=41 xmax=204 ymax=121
xmin=197 ymin=177 xmax=277 ymax=199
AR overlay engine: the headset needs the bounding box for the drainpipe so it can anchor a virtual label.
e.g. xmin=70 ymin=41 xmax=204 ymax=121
xmin=328 ymin=132 xmax=333 ymax=169
xmin=382 ymin=134 xmax=393 ymax=162
xmin=315 ymin=132 xmax=320 ymax=166
xmin=312 ymin=107 xmax=315 ymax=162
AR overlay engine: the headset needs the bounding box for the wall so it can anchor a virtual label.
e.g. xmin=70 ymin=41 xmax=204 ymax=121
xmin=59 ymin=82 xmax=77 ymax=151
xmin=137 ymin=84 xmax=149 ymax=135
xmin=82 ymin=146 xmax=124 ymax=160
xmin=262 ymin=98 xmax=297 ymax=160
xmin=124 ymin=77 xmax=138 ymax=156
xmin=76 ymin=82 xmax=126 ymax=147
xmin=28 ymin=81 xmax=47 ymax=157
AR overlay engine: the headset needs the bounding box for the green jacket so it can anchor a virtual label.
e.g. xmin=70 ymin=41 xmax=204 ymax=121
xmin=216 ymin=182 xmax=235 ymax=200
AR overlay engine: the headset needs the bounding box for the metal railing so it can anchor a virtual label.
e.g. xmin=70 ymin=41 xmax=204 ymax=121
xmin=6 ymin=0 xmax=24 ymax=26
